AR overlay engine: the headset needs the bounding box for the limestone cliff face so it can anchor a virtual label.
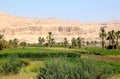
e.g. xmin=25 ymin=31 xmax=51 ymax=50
xmin=0 ymin=11 xmax=120 ymax=43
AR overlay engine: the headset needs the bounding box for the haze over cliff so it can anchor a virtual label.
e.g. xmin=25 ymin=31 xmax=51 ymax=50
xmin=0 ymin=11 xmax=120 ymax=43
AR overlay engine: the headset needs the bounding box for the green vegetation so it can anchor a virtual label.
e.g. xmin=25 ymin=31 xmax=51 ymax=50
xmin=0 ymin=28 xmax=119 ymax=79
xmin=77 ymin=37 xmax=82 ymax=48
xmin=0 ymin=34 xmax=8 ymax=50
xmin=99 ymin=27 xmax=107 ymax=49
xmin=0 ymin=55 xmax=22 ymax=75
xmin=0 ymin=47 xmax=80 ymax=58
xmin=38 ymin=58 xmax=114 ymax=79
xmin=84 ymin=47 xmax=120 ymax=55
xmin=38 ymin=37 xmax=45 ymax=45
xmin=108 ymin=61 xmax=120 ymax=74
xmin=63 ymin=37 xmax=68 ymax=48
xmin=71 ymin=37 xmax=77 ymax=48
xmin=20 ymin=42 xmax=27 ymax=48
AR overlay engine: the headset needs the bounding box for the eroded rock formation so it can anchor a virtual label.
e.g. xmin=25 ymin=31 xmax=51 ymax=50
xmin=0 ymin=11 xmax=120 ymax=43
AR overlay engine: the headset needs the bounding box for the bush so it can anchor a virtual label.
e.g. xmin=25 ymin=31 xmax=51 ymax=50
xmin=37 ymin=58 xmax=113 ymax=79
xmin=0 ymin=55 xmax=22 ymax=75
xmin=0 ymin=39 xmax=8 ymax=50
xmin=20 ymin=42 xmax=27 ymax=47
xmin=22 ymin=60 xmax=30 ymax=66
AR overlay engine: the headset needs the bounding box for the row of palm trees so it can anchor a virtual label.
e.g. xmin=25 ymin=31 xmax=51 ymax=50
xmin=38 ymin=32 xmax=84 ymax=48
xmin=99 ymin=27 xmax=120 ymax=49
xmin=0 ymin=29 xmax=119 ymax=49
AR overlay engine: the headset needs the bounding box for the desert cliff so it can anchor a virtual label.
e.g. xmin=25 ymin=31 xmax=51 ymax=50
xmin=0 ymin=11 xmax=120 ymax=43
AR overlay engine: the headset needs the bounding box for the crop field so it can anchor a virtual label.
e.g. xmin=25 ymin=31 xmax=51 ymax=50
xmin=0 ymin=47 xmax=120 ymax=79
xmin=84 ymin=47 xmax=120 ymax=55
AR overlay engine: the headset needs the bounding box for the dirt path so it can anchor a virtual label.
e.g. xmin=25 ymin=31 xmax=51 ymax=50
xmin=81 ymin=54 xmax=120 ymax=61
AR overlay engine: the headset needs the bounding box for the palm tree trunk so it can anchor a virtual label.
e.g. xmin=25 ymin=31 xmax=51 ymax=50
xmin=116 ymin=37 xmax=119 ymax=49
xmin=102 ymin=36 xmax=104 ymax=49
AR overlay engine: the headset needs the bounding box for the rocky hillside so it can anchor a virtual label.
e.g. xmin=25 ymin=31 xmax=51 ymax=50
xmin=0 ymin=11 xmax=120 ymax=43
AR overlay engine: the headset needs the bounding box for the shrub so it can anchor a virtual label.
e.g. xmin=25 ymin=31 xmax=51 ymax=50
xmin=37 ymin=58 xmax=113 ymax=79
xmin=0 ymin=55 xmax=22 ymax=75
xmin=20 ymin=42 xmax=27 ymax=47
xmin=22 ymin=60 xmax=30 ymax=66
xmin=0 ymin=39 xmax=8 ymax=50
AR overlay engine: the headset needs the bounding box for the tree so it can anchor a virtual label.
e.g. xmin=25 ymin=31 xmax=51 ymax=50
xmin=51 ymin=38 xmax=55 ymax=46
xmin=9 ymin=40 xmax=13 ymax=45
xmin=71 ymin=37 xmax=76 ymax=48
xmin=106 ymin=31 xmax=112 ymax=46
xmin=86 ymin=41 xmax=90 ymax=46
xmin=99 ymin=27 xmax=106 ymax=49
xmin=63 ymin=38 xmax=68 ymax=48
xmin=0 ymin=39 xmax=8 ymax=50
xmin=38 ymin=37 xmax=45 ymax=45
xmin=115 ymin=30 xmax=120 ymax=47
xmin=13 ymin=38 xmax=19 ymax=48
xmin=48 ymin=32 xmax=52 ymax=47
xmin=0 ymin=34 xmax=8 ymax=50
xmin=106 ymin=30 xmax=116 ymax=49
xmin=77 ymin=37 xmax=83 ymax=48
xmin=110 ymin=30 xmax=116 ymax=46
xmin=20 ymin=42 xmax=27 ymax=48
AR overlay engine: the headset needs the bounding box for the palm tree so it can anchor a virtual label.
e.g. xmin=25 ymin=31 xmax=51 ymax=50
xmin=77 ymin=37 xmax=82 ymax=48
xmin=42 ymin=37 xmax=45 ymax=44
xmin=111 ymin=30 xmax=116 ymax=46
xmin=38 ymin=37 xmax=45 ymax=45
xmin=63 ymin=37 xmax=68 ymax=48
xmin=48 ymin=32 xmax=52 ymax=47
xmin=99 ymin=27 xmax=106 ymax=49
xmin=106 ymin=31 xmax=112 ymax=46
xmin=13 ymin=38 xmax=19 ymax=48
xmin=106 ymin=30 xmax=116 ymax=49
xmin=115 ymin=30 xmax=120 ymax=48
xmin=51 ymin=38 xmax=55 ymax=46
xmin=71 ymin=37 xmax=76 ymax=48
xmin=9 ymin=39 xmax=13 ymax=45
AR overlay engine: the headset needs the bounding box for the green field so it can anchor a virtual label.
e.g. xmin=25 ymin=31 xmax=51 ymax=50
xmin=84 ymin=47 xmax=120 ymax=55
xmin=0 ymin=47 xmax=120 ymax=79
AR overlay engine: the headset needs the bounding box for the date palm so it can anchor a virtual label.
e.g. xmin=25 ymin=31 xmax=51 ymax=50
xmin=99 ymin=27 xmax=106 ymax=49
xmin=38 ymin=37 xmax=45 ymax=45
xmin=115 ymin=30 xmax=120 ymax=47
xmin=77 ymin=37 xmax=83 ymax=48
xmin=110 ymin=30 xmax=116 ymax=45
xmin=107 ymin=30 xmax=116 ymax=49
xmin=106 ymin=31 xmax=112 ymax=46
xmin=63 ymin=37 xmax=68 ymax=48
xmin=71 ymin=37 xmax=76 ymax=48
xmin=13 ymin=38 xmax=19 ymax=48
xmin=48 ymin=32 xmax=52 ymax=47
